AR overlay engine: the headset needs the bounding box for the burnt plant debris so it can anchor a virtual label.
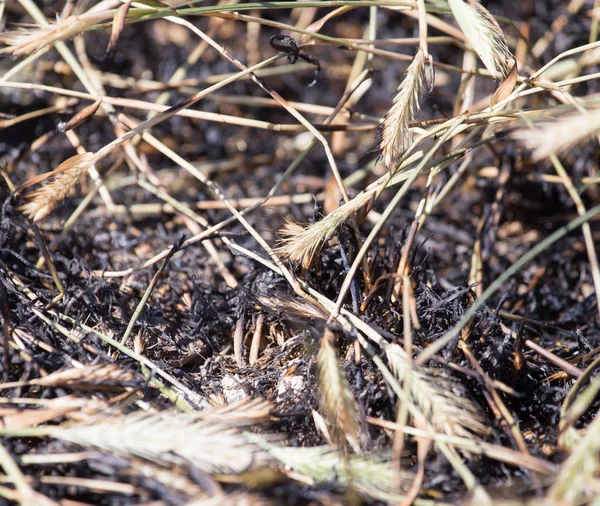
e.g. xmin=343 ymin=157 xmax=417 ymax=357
xmin=0 ymin=0 xmax=600 ymax=505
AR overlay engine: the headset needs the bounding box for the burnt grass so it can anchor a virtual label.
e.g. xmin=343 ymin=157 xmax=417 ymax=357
xmin=1 ymin=0 xmax=600 ymax=505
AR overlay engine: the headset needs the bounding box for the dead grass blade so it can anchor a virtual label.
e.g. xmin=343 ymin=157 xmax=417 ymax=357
xmin=368 ymin=417 xmax=557 ymax=474
xmin=300 ymin=6 xmax=356 ymax=45
xmin=448 ymin=0 xmax=517 ymax=106
xmin=490 ymin=60 xmax=518 ymax=108
xmin=183 ymin=493 xmax=273 ymax=506
xmin=106 ymin=1 xmax=131 ymax=56
xmin=379 ymin=45 xmax=427 ymax=169
xmin=0 ymin=407 xmax=76 ymax=429
xmin=58 ymin=98 xmax=102 ymax=133
xmin=256 ymin=295 xmax=327 ymax=321
xmin=317 ymin=327 xmax=361 ymax=453
xmin=199 ymin=398 xmax=274 ymax=427
xmin=0 ymin=441 xmax=60 ymax=506
xmin=17 ymin=152 xmax=97 ymax=222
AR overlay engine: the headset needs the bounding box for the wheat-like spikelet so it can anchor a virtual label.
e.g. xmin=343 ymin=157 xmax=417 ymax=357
xmin=548 ymin=409 xmax=600 ymax=504
xmin=276 ymin=190 xmax=374 ymax=269
xmin=18 ymin=152 xmax=96 ymax=222
xmin=256 ymin=295 xmax=327 ymax=321
xmin=254 ymin=441 xmax=412 ymax=502
xmin=379 ymin=46 xmax=427 ymax=169
xmin=49 ymin=409 xmax=272 ymax=474
xmin=386 ymin=344 xmax=489 ymax=438
xmin=448 ymin=0 xmax=515 ymax=80
xmin=0 ymin=364 xmax=143 ymax=392
xmin=513 ymin=109 xmax=600 ymax=160
xmin=0 ymin=12 xmax=110 ymax=56
xmin=317 ymin=327 xmax=361 ymax=453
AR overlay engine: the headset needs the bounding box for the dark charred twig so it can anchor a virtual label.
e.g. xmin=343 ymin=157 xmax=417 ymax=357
xmin=30 ymin=222 xmax=64 ymax=309
xmin=0 ymin=283 xmax=9 ymax=382
xmin=337 ymin=231 xmax=360 ymax=314
xmin=524 ymin=340 xmax=583 ymax=378
xmin=458 ymin=342 xmax=527 ymax=451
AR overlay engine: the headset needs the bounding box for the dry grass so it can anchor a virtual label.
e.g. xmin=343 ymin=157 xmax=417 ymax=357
xmin=47 ymin=406 xmax=274 ymax=474
xmin=386 ymin=344 xmax=489 ymax=439
xmin=17 ymin=152 xmax=96 ymax=222
xmin=1 ymin=0 xmax=600 ymax=504
xmin=276 ymin=190 xmax=374 ymax=269
xmin=447 ymin=0 xmax=515 ymax=80
xmin=257 ymin=441 xmax=412 ymax=502
xmin=513 ymin=108 xmax=600 ymax=159
xmin=0 ymin=11 xmax=111 ymax=56
xmin=379 ymin=45 xmax=428 ymax=169
xmin=548 ymin=408 xmax=600 ymax=504
xmin=317 ymin=327 xmax=361 ymax=452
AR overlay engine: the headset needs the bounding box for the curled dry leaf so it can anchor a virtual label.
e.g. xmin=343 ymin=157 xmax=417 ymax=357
xmin=379 ymin=46 xmax=428 ymax=170
xmin=18 ymin=152 xmax=96 ymax=222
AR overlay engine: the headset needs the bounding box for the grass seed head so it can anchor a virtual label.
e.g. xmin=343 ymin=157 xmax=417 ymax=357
xmin=18 ymin=152 xmax=96 ymax=222
xmin=448 ymin=0 xmax=515 ymax=80
xmin=387 ymin=344 xmax=490 ymax=439
xmin=0 ymin=12 xmax=109 ymax=56
xmin=51 ymin=408 xmax=273 ymax=474
xmin=379 ymin=46 xmax=428 ymax=170
xmin=513 ymin=109 xmax=600 ymax=160
xmin=317 ymin=327 xmax=361 ymax=453
xmin=276 ymin=191 xmax=374 ymax=269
